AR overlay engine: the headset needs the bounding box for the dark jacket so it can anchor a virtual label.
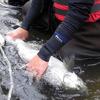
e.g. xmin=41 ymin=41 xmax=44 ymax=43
xmin=21 ymin=0 xmax=94 ymax=61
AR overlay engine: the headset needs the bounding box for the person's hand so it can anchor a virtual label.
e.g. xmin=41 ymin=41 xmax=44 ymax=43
xmin=6 ymin=27 xmax=29 ymax=40
xmin=26 ymin=55 xmax=48 ymax=79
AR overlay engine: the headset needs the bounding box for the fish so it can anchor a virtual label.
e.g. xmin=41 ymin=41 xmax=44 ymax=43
xmin=5 ymin=36 xmax=88 ymax=95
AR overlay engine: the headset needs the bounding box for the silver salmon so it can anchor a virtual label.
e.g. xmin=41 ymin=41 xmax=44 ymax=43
xmin=5 ymin=36 xmax=88 ymax=95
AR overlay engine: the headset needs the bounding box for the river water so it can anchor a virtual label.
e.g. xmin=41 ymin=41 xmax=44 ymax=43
xmin=0 ymin=1 xmax=100 ymax=100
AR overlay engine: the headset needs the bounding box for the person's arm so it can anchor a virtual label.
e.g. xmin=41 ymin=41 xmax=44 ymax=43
xmin=6 ymin=0 xmax=51 ymax=40
xmin=21 ymin=0 xmax=44 ymax=30
xmin=38 ymin=0 xmax=94 ymax=61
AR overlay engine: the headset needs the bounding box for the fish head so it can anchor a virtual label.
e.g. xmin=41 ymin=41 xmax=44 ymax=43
xmin=62 ymin=72 xmax=88 ymax=95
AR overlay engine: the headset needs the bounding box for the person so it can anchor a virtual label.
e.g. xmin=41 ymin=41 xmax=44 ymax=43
xmin=7 ymin=0 xmax=100 ymax=78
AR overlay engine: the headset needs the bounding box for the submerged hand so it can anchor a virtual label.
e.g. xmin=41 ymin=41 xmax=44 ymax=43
xmin=6 ymin=27 xmax=29 ymax=40
xmin=26 ymin=55 xmax=48 ymax=79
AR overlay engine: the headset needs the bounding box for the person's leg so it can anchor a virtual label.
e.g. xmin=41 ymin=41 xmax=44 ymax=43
xmin=59 ymin=20 xmax=100 ymax=75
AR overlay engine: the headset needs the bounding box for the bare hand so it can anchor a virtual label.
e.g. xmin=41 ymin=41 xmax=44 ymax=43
xmin=7 ymin=27 xmax=29 ymax=40
xmin=26 ymin=55 xmax=48 ymax=79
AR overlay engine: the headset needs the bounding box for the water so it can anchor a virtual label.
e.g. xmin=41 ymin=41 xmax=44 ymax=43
xmin=0 ymin=2 xmax=100 ymax=100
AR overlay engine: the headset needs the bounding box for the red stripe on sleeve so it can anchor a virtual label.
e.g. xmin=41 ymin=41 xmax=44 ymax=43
xmin=87 ymin=11 xmax=100 ymax=22
xmin=54 ymin=2 xmax=69 ymax=11
xmin=55 ymin=13 xmax=65 ymax=21
xmin=95 ymin=0 xmax=100 ymax=4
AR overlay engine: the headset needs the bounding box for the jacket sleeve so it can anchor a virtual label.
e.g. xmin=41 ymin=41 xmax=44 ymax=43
xmin=21 ymin=0 xmax=44 ymax=30
xmin=38 ymin=0 xmax=94 ymax=61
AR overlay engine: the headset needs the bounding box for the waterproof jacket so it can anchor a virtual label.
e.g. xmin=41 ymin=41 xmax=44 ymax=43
xmin=53 ymin=0 xmax=100 ymax=22
xmin=21 ymin=0 xmax=100 ymax=61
